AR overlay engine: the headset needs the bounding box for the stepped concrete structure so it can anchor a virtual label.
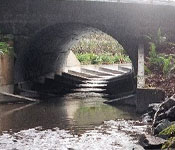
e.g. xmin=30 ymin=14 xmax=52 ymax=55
xmin=0 ymin=0 xmax=175 ymax=83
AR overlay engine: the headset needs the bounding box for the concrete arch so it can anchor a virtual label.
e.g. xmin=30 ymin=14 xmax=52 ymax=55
xmin=15 ymin=23 xmax=135 ymax=82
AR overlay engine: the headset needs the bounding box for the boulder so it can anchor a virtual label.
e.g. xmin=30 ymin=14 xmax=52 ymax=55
xmin=152 ymin=95 xmax=175 ymax=127
xmin=148 ymin=103 xmax=160 ymax=113
xmin=161 ymin=95 xmax=175 ymax=111
xmin=154 ymin=119 xmax=172 ymax=135
xmin=139 ymin=134 xmax=166 ymax=149
xmin=165 ymin=106 xmax=175 ymax=121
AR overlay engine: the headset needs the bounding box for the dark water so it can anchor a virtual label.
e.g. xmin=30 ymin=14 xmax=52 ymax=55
xmin=0 ymin=95 xmax=148 ymax=150
xmin=0 ymin=96 xmax=139 ymax=134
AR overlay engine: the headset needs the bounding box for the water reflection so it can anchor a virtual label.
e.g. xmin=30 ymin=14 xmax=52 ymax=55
xmin=0 ymin=96 xmax=139 ymax=134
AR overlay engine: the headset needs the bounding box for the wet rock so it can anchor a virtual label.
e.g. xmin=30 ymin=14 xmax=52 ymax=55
xmin=148 ymin=103 xmax=160 ymax=113
xmin=165 ymin=106 xmax=175 ymax=121
xmin=154 ymin=119 xmax=172 ymax=135
xmin=139 ymin=134 xmax=166 ymax=149
xmin=152 ymin=95 xmax=175 ymax=127
xmin=161 ymin=95 xmax=175 ymax=111
xmin=142 ymin=103 xmax=160 ymax=124
xmin=142 ymin=113 xmax=152 ymax=124
xmin=122 ymin=145 xmax=145 ymax=150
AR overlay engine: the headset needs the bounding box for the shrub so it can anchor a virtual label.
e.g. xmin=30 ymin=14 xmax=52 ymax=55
xmin=76 ymin=53 xmax=130 ymax=65
xmin=146 ymin=29 xmax=175 ymax=76
xmin=0 ymin=34 xmax=14 ymax=56
xmin=159 ymin=124 xmax=175 ymax=149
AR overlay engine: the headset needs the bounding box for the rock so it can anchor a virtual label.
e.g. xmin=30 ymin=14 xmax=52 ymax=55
xmin=141 ymin=103 xmax=160 ymax=124
xmin=155 ymin=112 xmax=167 ymax=124
xmin=142 ymin=113 xmax=152 ymax=124
xmin=154 ymin=119 xmax=172 ymax=135
xmin=152 ymin=95 xmax=175 ymax=127
xmin=139 ymin=134 xmax=166 ymax=149
xmin=165 ymin=106 xmax=175 ymax=121
xmin=161 ymin=96 xmax=175 ymax=111
xmin=148 ymin=103 xmax=160 ymax=113
xmin=122 ymin=145 xmax=145 ymax=150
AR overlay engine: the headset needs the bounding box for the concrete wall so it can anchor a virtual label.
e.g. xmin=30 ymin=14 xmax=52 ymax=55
xmin=0 ymin=55 xmax=14 ymax=93
xmin=0 ymin=0 xmax=175 ymax=82
xmin=64 ymin=51 xmax=81 ymax=73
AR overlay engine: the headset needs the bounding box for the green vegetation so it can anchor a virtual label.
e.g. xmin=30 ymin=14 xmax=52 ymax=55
xmin=71 ymin=32 xmax=131 ymax=65
xmin=145 ymin=28 xmax=175 ymax=76
xmin=76 ymin=53 xmax=130 ymax=65
xmin=0 ymin=34 xmax=14 ymax=56
xmin=159 ymin=124 xmax=175 ymax=149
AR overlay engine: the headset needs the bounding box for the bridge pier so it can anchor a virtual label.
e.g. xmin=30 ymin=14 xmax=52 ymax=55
xmin=137 ymin=43 xmax=145 ymax=88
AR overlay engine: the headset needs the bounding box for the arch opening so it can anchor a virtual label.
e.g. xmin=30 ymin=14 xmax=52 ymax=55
xmin=15 ymin=23 xmax=134 ymax=82
xmin=14 ymin=23 xmax=136 ymax=97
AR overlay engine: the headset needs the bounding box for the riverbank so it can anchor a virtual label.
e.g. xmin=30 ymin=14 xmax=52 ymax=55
xmin=145 ymin=44 xmax=175 ymax=97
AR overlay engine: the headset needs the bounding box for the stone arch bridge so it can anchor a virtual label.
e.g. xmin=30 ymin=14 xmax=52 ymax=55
xmin=0 ymin=0 xmax=175 ymax=83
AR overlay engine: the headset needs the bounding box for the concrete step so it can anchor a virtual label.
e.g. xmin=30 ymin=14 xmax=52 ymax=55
xmin=84 ymin=80 xmax=108 ymax=84
xmin=99 ymin=66 xmax=125 ymax=74
xmin=76 ymin=83 xmax=107 ymax=88
xmin=55 ymin=73 xmax=88 ymax=84
xmin=104 ymin=94 xmax=136 ymax=106
xmin=72 ymin=88 xmax=106 ymax=93
xmin=81 ymin=68 xmax=116 ymax=77
xmin=68 ymin=70 xmax=101 ymax=79
xmin=0 ymin=92 xmax=38 ymax=103
xmin=118 ymin=66 xmax=132 ymax=72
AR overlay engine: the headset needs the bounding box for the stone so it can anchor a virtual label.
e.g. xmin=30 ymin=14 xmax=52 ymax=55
xmin=142 ymin=113 xmax=153 ymax=124
xmin=148 ymin=103 xmax=160 ymax=113
xmin=154 ymin=119 xmax=172 ymax=135
xmin=139 ymin=134 xmax=166 ymax=149
xmin=122 ymin=145 xmax=145 ymax=150
xmin=161 ymin=96 xmax=175 ymax=111
xmin=165 ymin=106 xmax=175 ymax=121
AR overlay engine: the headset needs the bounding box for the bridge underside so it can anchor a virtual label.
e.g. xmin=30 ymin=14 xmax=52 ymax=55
xmin=0 ymin=0 xmax=175 ymax=83
xmin=14 ymin=24 xmax=136 ymax=82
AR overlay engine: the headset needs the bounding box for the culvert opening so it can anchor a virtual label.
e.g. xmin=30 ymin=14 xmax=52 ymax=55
xmin=14 ymin=24 xmax=136 ymax=99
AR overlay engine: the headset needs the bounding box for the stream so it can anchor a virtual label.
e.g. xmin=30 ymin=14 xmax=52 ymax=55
xmin=0 ymin=95 xmax=149 ymax=150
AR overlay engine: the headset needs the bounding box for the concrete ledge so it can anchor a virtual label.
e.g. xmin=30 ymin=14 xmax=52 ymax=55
xmin=136 ymin=88 xmax=165 ymax=113
xmin=104 ymin=94 xmax=136 ymax=106
xmin=0 ymin=92 xmax=38 ymax=104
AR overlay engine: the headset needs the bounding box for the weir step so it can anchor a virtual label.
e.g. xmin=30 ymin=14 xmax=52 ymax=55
xmin=68 ymin=70 xmax=101 ymax=79
xmin=118 ymin=66 xmax=132 ymax=72
xmin=81 ymin=68 xmax=116 ymax=77
xmin=30 ymin=64 xmax=134 ymax=97
xmin=99 ymin=67 xmax=125 ymax=74
xmin=76 ymin=83 xmax=107 ymax=88
xmin=72 ymin=88 xmax=106 ymax=93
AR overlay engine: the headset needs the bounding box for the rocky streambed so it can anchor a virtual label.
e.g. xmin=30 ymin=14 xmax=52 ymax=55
xmin=141 ymin=94 xmax=175 ymax=149
xmin=0 ymin=120 xmax=148 ymax=150
xmin=0 ymin=96 xmax=151 ymax=150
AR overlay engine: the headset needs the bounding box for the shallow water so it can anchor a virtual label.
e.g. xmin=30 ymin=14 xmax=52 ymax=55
xmin=0 ymin=95 xmax=148 ymax=150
